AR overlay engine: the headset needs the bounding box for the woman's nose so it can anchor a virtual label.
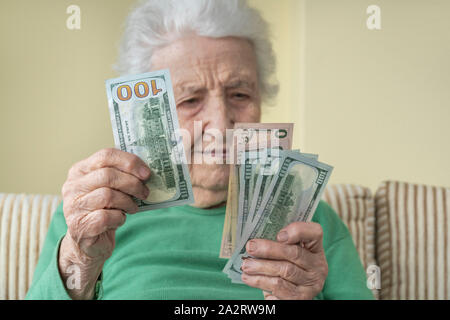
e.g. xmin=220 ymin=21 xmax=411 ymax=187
xmin=203 ymin=95 xmax=234 ymax=132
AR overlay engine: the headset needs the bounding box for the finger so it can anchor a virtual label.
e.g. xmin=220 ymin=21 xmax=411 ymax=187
xmin=75 ymin=167 xmax=149 ymax=200
xmin=78 ymin=187 xmax=139 ymax=214
xmin=70 ymin=209 xmax=126 ymax=238
xmin=242 ymin=258 xmax=307 ymax=285
xmin=263 ymin=291 xmax=279 ymax=300
xmin=276 ymin=222 xmax=324 ymax=253
xmin=241 ymin=273 xmax=311 ymax=300
xmin=69 ymin=148 xmax=151 ymax=181
xmin=246 ymin=239 xmax=314 ymax=269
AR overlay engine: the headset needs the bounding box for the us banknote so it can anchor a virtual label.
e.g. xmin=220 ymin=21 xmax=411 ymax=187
xmin=239 ymin=148 xmax=281 ymax=237
xmin=244 ymin=150 xmax=319 ymax=235
xmin=237 ymin=150 xmax=271 ymax=246
xmin=105 ymin=70 xmax=194 ymax=211
xmin=219 ymin=123 xmax=293 ymax=258
xmin=223 ymin=150 xmax=333 ymax=282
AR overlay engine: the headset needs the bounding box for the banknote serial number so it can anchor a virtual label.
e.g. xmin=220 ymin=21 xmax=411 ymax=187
xmin=174 ymin=304 xmax=275 ymax=317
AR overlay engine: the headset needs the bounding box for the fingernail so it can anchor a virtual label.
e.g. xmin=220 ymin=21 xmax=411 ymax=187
xmin=247 ymin=240 xmax=257 ymax=253
xmin=139 ymin=166 xmax=151 ymax=179
xmin=277 ymin=231 xmax=288 ymax=242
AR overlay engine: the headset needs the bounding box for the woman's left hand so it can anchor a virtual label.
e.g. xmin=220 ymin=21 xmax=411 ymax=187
xmin=241 ymin=221 xmax=328 ymax=300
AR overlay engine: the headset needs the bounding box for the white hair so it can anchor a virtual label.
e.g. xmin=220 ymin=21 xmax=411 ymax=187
xmin=115 ymin=0 xmax=278 ymax=101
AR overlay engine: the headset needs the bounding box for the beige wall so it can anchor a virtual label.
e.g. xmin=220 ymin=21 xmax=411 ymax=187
xmin=300 ymin=0 xmax=450 ymax=191
xmin=0 ymin=0 xmax=449 ymax=196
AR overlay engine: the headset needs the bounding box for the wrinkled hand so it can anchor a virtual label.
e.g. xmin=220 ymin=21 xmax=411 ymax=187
xmin=61 ymin=148 xmax=151 ymax=263
xmin=241 ymin=222 xmax=328 ymax=300
xmin=59 ymin=148 xmax=150 ymax=299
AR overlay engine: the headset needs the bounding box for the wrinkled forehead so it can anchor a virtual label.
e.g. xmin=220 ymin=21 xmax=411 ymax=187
xmin=150 ymin=36 xmax=259 ymax=92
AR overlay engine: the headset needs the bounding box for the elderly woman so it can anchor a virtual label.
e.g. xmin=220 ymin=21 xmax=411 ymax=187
xmin=26 ymin=0 xmax=373 ymax=300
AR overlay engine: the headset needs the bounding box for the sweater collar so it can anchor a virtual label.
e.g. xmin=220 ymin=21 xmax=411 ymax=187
xmin=176 ymin=204 xmax=226 ymax=216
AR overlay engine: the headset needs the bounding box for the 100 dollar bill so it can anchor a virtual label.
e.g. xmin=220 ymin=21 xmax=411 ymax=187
xmin=105 ymin=70 xmax=194 ymax=211
xmin=247 ymin=151 xmax=319 ymax=228
xmin=223 ymin=150 xmax=333 ymax=281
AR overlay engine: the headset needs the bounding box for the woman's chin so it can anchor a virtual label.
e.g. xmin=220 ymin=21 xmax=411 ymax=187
xmin=189 ymin=164 xmax=230 ymax=191
xmin=191 ymin=187 xmax=228 ymax=208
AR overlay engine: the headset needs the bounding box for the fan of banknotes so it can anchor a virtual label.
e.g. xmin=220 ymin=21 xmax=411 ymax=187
xmin=220 ymin=123 xmax=333 ymax=283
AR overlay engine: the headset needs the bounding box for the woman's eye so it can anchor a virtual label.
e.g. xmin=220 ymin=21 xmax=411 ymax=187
xmin=232 ymin=93 xmax=250 ymax=100
xmin=181 ymin=98 xmax=199 ymax=106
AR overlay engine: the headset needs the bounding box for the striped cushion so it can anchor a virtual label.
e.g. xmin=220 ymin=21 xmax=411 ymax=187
xmin=323 ymin=184 xmax=376 ymax=269
xmin=323 ymin=184 xmax=377 ymax=299
xmin=323 ymin=184 xmax=379 ymax=299
xmin=0 ymin=193 xmax=61 ymax=300
xmin=375 ymin=181 xmax=450 ymax=300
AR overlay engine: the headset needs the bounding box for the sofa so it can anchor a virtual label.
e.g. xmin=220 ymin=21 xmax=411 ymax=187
xmin=1 ymin=180 xmax=449 ymax=300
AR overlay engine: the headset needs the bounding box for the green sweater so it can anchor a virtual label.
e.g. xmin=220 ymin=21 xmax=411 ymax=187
xmin=25 ymin=200 xmax=374 ymax=300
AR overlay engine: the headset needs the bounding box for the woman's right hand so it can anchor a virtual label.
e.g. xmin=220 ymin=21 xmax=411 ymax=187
xmin=58 ymin=148 xmax=151 ymax=299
